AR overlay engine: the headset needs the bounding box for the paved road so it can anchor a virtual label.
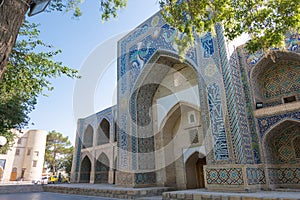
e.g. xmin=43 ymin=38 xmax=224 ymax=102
xmin=0 ymin=192 xmax=124 ymax=200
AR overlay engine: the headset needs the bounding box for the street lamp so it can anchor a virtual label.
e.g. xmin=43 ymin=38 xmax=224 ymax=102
xmin=0 ymin=136 xmax=7 ymax=148
xmin=28 ymin=0 xmax=51 ymax=17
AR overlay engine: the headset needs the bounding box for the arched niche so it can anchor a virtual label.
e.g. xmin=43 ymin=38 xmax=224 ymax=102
xmin=263 ymin=120 xmax=300 ymax=164
xmin=251 ymin=51 xmax=300 ymax=108
xmin=83 ymin=125 xmax=93 ymax=148
xmin=97 ymin=118 xmax=110 ymax=145
xmin=79 ymin=156 xmax=91 ymax=183
xmin=94 ymin=153 xmax=110 ymax=183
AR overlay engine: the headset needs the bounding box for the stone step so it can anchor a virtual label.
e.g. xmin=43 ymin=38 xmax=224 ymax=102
xmin=136 ymin=196 xmax=162 ymax=200
xmin=162 ymin=189 xmax=300 ymax=200
xmin=43 ymin=184 xmax=171 ymax=199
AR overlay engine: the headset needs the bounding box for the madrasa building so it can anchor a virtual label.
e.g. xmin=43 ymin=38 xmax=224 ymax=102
xmin=70 ymin=11 xmax=300 ymax=191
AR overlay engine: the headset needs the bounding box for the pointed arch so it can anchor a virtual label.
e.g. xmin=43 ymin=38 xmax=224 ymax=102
xmin=97 ymin=118 xmax=110 ymax=145
xmin=79 ymin=156 xmax=91 ymax=183
xmin=263 ymin=119 xmax=300 ymax=164
xmin=250 ymin=51 xmax=300 ymax=107
xmin=185 ymin=152 xmax=206 ymax=189
xmin=158 ymin=101 xmax=200 ymax=132
xmin=94 ymin=153 xmax=110 ymax=183
xmin=83 ymin=125 xmax=94 ymax=148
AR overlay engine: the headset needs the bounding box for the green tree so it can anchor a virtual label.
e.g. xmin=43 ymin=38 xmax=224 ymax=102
xmin=45 ymin=131 xmax=73 ymax=174
xmin=0 ymin=21 xmax=78 ymax=153
xmin=159 ymin=0 xmax=300 ymax=55
xmin=1 ymin=0 xmax=299 ymax=77
xmin=59 ymin=146 xmax=74 ymax=175
xmin=0 ymin=0 xmax=82 ymax=78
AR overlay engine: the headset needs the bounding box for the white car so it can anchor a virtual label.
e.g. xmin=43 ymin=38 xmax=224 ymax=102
xmin=32 ymin=176 xmax=49 ymax=184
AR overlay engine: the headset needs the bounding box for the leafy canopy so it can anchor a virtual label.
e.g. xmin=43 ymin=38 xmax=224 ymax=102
xmin=85 ymin=0 xmax=300 ymax=54
xmin=161 ymin=0 xmax=300 ymax=54
xmin=0 ymin=21 xmax=78 ymax=152
xmin=45 ymin=131 xmax=73 ymax=174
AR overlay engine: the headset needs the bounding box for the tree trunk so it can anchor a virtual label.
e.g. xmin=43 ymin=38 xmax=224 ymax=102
xmin=0 ymin=0 xmax=30 ymax=79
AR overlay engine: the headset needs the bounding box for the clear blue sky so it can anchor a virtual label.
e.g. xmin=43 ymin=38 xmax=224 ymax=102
xmin=27 ymin=0 xmax=160 ymax=144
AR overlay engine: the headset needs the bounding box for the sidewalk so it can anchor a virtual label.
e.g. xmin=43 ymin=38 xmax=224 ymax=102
xmin=0 ymin=183 xmax=300 ymax=200
xmin=162 ymin=189 xmax=300 ymax=200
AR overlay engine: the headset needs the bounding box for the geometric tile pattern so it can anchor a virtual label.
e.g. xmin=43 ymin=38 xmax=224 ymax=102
xmin=120 ymin=14 xmax=197 ymax=93
xmin=293 ymin=136 xmax=300 ymax=158
xmin=207 ymin=83 xmax=229 ymax=160
xmin=246 ymin=167 xmax=266 ymax=185
xmin=257 ymin=60 xmax=300 ymax=100
xmin=215 ymin=24 xmax=253 ymax=164
xmin=73 ymin=10 xmax=300 ymax=188
xmin=206 ymin=168 xmax=244 ymax=185
xmin=268 ymin=167 xmax=300 ymax=185
xmin=257 ymin=111 xmax=300 ymax=138
xmin=236 ymin=48 xmax=261 ymax=164
xmin=117 ymin=13 xmax=200 ymax=182
xmin=265 ymin=124 xmax=300 ymax=164
xmin=135 ymin=172 xmax=156 ymax=185
xmin=134 ymin=84 xmax=157 ymax=171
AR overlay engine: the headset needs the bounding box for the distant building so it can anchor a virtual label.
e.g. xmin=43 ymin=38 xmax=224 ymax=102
xmin=0 ymin=130 xmax=47 ymax=182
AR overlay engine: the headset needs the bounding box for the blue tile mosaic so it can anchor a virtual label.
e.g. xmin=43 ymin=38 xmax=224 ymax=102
xmin=257 ymin=111 xmax=300 ymax=138
xmin=215 ymin=24 xmax=253 ymax=164
xmin=201 ymin=32 xmax=214 ymax=58
xmin=207 ymin=83 xmax=229 ymax=160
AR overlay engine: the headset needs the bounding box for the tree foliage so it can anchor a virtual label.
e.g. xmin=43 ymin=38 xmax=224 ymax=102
xmin=59 ymin=146 xmax=74 ymax=175
xmin=0 ymin=21 xmax=78 ymax=152
xmin=96 ymin=0 xmax=300 ymax=54
xmin=161 ymin=0 xmax=300 ymax=54
xmin=45 ymin=131 xmax=73 ymax=174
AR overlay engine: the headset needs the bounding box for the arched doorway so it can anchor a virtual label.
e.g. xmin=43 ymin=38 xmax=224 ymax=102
xmin=79 ymin=156 xmax=91 ymax=183
xmin=185 ymin=152 xmax=206 ymax=189
xmin=10 ymin=167 xmax=17 ymax=181
xmin=94 ymin=153 xmax=110 ymax=183
xmin=83 ymin=125 xmax=93 ymax=148
xmin=97 ymin=119 xmax=110 ymax=145
xmin=158 ymin=103 xmax=203 ymax=188
xmin=130 ymin=54 xmax=203 ymax=188
xmin=264 ymin=120 xmax=300 ymax=188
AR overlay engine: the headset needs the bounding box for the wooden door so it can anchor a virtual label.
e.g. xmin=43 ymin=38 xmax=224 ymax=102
xmin=10 ymin=172 xmax=17 ymax=181
xmin=196 ymin=157 xmax=206 ymax=188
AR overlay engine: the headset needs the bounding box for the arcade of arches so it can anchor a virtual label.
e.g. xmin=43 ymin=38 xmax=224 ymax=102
xmin=71 ymin=11 xmax=300 ymax=191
